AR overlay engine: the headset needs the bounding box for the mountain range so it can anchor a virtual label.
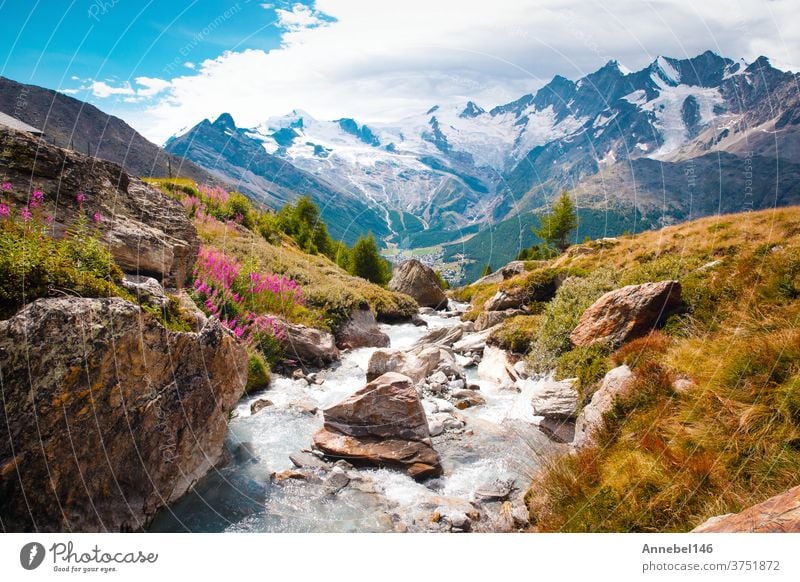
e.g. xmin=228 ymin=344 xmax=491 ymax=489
xmin=164 ymin=50 xmax=800 ymax=282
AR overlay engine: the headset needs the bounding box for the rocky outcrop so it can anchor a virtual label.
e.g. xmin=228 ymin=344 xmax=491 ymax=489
xmin=388 ymin=259 xmax=447 ymax=310
xmin=281 ymin=320 xmax=339 ymax=367
xmin=335 ymin=308 xmax=390 ymax=350
xmin=573 ymin=365 xmax=634 ymax=448
xmin=570 ymin=281 xmax=682 ymax=348
xmin=472 ymin=261 xmax=528 ymax=286
xmin=0 ymin=297 xmax=248 ymax=532
xmin=312 ymin=372 xmax=442 ymax=479
xmin=692 ymin=486 xmax=800 ymax=532
xmin=0 ymin=127 xmax=199 ymax=287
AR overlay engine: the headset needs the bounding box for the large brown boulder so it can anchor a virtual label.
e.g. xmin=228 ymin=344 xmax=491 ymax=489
xmin=692 ymin=486 xmax=800 ymax=532
xmin=312 ymin=372 xmax=441 ymax=479
xmin=335 ymin=307 xmax=390 ymax=350
xmin=0 ymin=127 xmax=198 ymax=287
xmin=0 ymin=297 xmax=248 ymax=532
xmin=388 ymin=259 xmax=447 ymax=310
xmin=570 ymin=281 xmax=682 ymax=348
xmin=280 ymin=320 xmax=339 ymax=367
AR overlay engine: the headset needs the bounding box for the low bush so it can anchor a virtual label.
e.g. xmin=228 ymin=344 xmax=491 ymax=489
xmin=0 ymin=189 xmax=126 ymax=318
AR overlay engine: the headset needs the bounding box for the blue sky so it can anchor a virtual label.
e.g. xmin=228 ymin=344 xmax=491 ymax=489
xmin=0 ymin=1 xmax=287 ymax=88
xmin=1 ymin=1 xmax=797 ymax=144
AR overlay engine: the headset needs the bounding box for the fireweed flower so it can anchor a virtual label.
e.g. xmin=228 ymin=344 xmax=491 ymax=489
xmin=93 ymin=212 xmax=103 ymax=223
xmin=30 ymin=190 xmax=44 ymax=208
xmin=20 ymin=206 xmax=32 ymax=221
xmin=192 ymin=246 xmax=303 ymax=347
xmin=1 ymin=182 xmax=11 ymax=191
xmin=0 ymin=203 xmax=10 ymax=217
xmin=76 ymin=192 xmax=86 ymax=205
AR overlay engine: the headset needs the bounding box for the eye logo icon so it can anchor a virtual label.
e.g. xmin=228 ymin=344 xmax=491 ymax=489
xmin=20 ymin=542 xmax=46 ymax=570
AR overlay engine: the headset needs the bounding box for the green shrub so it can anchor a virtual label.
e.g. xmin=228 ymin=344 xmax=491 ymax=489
xmin=555 ymin=344 xmax=610 ymax=400
xmin=0 ymin=214 xmax=125 ymax=318
xmin=489 ymin=315 xmax=540 ymax=354
xmin=245 ymin=351 xmax=271 ymax=394
xmin=527 ymin=269 xmax=616 ymax=373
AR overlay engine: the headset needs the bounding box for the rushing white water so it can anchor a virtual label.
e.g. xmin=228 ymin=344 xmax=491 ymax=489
xmin=149 ymin=308 xmax=560 ymax=533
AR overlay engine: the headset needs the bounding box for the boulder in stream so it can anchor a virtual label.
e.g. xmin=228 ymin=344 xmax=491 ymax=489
xmin=312 ymin=372 xmax=442 ymax=479
xmin=388 ymin=259 xmax=448 ymax=310
xmin=335 ymin=307 xmax=390 ymax=350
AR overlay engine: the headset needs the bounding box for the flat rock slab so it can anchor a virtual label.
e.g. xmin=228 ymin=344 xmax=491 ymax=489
xmin=313 ymin=429 xmax=442 ymax=480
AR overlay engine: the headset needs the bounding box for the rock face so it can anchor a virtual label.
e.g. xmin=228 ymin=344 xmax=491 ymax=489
xmin=570 ymin=281 xmax=682 ymax=348
xmin=312 ymin=372 xmax=442 ymax=479
xmin=0 ymin=127 xmax=199 ymax=287
xmin=0 ymin=297 xmax=248 ymax=532
xmin=281 ymin=320 xmax=339 ymax=367
xmin=335 ymin=308 xmax=390 ymax=350
xmin=573 ymin=365 xmax=634 ymax=448
xmin=692 ymin=486 xmax=800 ymax=532
xmin=388 ymin=259 xmax=447 ymax=310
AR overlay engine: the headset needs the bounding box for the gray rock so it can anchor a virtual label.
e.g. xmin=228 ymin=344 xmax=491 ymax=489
xmin=530 ymin=378 xmax=579 ymax=419
xmin=281 ymin=320 xmax=340 ymax=366
xmin=538 ymin=417 xmax=576 ymax=443
xmin=574 ymin=365 xmax=634 ymax=448
xmin=122 ymin=274 xmax=170 ymax=309
xmin=250 ymin=398 xmax=274 ymax=415
xmin=289 ymin=451 xmax=330 ymax=470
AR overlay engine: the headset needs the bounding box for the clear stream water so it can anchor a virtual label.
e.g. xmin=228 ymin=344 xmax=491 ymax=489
xmin=149 ymin=309 xmax=560 ymax=532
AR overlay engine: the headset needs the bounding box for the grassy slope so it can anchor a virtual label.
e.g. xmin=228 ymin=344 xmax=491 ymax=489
xmin=146 ymin=178 xmax=417 ymax=330
xmin=458 ymin=206 xmax=800 ymax=532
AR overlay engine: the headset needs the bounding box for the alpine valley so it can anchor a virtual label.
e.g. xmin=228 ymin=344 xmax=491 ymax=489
xmin=165 ymin=50 xmax=800 ymax=283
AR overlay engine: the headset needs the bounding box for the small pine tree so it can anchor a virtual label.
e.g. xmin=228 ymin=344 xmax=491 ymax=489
xmin=481 ymin=263 xmax=493 ymax=277
xmin=349 ymin=233 xmax=391 ymax=285
xmin=533 ymin=191 xmax=578 ymax=252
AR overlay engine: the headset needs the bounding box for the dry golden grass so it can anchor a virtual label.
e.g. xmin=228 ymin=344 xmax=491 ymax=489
xmin=523 ymin=206 xmax=800 ymax=532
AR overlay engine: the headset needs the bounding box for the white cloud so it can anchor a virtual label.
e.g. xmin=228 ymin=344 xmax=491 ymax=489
xmin=275 ymin=3 xmax=328 ymax=33
xmin=134 ymin=77 xmax=172 ymax=98
xmin=90 ymin=80 xmax=135 ymax=98
xmin=184 ymin=62 xmax=196 ymax=69
xmin=124 ymin=0 xmax=800 ymax=144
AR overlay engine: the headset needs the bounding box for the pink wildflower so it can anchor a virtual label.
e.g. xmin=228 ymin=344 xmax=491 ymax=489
xmin=1 ymin=182 xmax=11 ymax=191
xmin=93 ymin=212 xmax=103 ymax=223
xmin=0 ymin=203 xmax=10 ymax=218
xmin=76 ymin=192 xmax=86 ymax=205
xmin=20 ymin=206 xmax=32 ymax=221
